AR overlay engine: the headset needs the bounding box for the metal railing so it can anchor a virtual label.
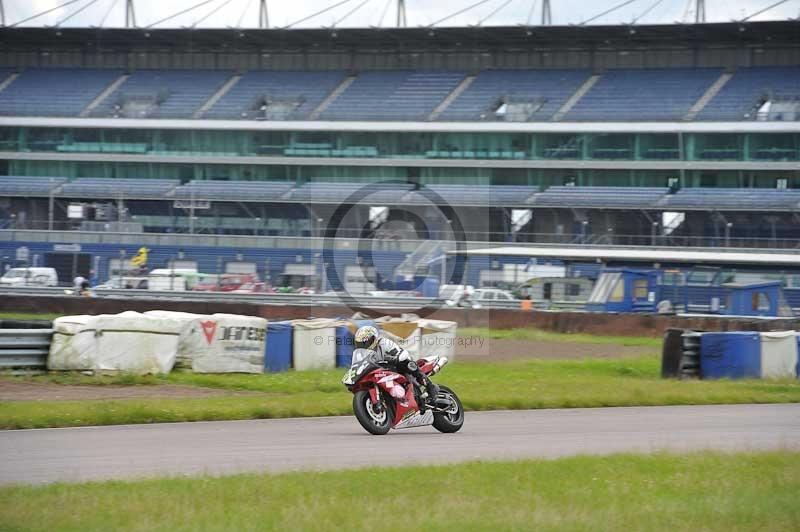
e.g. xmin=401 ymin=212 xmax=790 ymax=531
xmin=0 ymin=329 xmax=52 ymax=371
xmin=0 ymin=285 xmax=542 ymax=310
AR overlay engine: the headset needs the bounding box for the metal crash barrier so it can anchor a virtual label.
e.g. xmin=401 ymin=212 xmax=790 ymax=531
xmin=0 ymin=329 xmax=53 ymax=371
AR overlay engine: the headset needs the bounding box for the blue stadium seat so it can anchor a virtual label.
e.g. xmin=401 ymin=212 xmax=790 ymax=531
xmin=0 ymin=176 xmax=67 ymax=196
xmin=566 ymin=68 xmax=722 ymax=121
xmin=321 ymin=71 xmax=466 ymax=121
xmin=403 ymin=184 xmax=538 ymax=206
xmin=697 ymin=67 xmax=800 ymax=121
xmin=532 ymin=186 xmax=669 ymax=208
xmin=91 ymin=70 xmax=233 ymax=118
xmin=290 ymin=182 xmax=412 ymax=203
xmin=173 ymin=180 xmax=294 ymax=201
xmin=0 ymin=68 xmax=122 ymax=117
xmin=205 ymin=71 xmax=345 ymax=120
xmin=439 ymin=69 xmax=590 ymax=121
xmin=61 ymin=178 xmax=179 ymax=198
xmin=663 ymin=188 xmax=800 ymax=210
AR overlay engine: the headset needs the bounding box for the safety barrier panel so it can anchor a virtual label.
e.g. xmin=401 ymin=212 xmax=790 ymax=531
xmin=0 ymin=329 xmax=52 ymax=371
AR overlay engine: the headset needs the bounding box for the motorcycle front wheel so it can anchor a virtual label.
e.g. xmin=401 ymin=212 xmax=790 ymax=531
xmin=432 ymin=385 xmax=464 ymax=433
xmin=353 ymin=390 xmax=393 ymax=435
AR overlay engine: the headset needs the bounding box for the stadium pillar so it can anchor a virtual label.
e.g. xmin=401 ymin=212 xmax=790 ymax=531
xmin=125 ymin=0 xmax=136 ymax=28
xmin=0 ymin=1 xmax=5 ymax=26
xmin=48 ymin=178 xmax=54 ymax=231
xmin=695 ymin=0 xmax=706 ymax=23
xmin=541 ymin=0 xmax=552 ymax=25
xmin=397 ymin=0 xmax=407 ymax=28
xmin=259 ymin=0 xmax=269 ymax=29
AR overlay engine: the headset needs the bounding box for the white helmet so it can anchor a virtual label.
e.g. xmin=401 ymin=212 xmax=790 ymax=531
xmin=354 ymin=325 xmax=379 ymax=350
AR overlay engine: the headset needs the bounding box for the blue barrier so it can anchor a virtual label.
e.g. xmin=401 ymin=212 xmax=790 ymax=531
xmin=796 ymin=334 xmax=800 ymax=378
xmin=335 ymin=326 xmax=355 ymax=368
xmin=700 ymin=331 xmax=761 ymax=379
xmin=265 ymin=321 xmax=293 ymax=372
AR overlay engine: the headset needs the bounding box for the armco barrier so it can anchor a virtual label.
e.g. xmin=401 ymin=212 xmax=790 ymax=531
xmin=0 ymin=329 xmax=52 ymax=371
xmin=1 ymin=292 xmax=800 ymax=339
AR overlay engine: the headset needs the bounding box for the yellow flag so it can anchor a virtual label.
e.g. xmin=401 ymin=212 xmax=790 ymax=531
xmin=131 ymin=247 xmax=149 ymax=267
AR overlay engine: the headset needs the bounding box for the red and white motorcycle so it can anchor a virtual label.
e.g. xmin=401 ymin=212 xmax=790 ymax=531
xmin=342 ymin=348 xmax=464 ymax=435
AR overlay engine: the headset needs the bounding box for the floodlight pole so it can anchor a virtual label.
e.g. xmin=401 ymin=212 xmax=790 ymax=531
xmin=541 ymin=0 xmax=552 ymax=25
xmin=397 ymin=0 xmax=407 ymax=28
xmin=125 ymin=0 xmax=136 ymax=28
xmin=695 ymin=0 xmax=706 ymax=23
xmin=259 ymin=0 xmax=268 ymax=28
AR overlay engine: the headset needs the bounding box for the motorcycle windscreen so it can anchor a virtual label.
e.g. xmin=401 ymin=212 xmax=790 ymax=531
xmin=342 ymin=348 xmax=377 ymax=385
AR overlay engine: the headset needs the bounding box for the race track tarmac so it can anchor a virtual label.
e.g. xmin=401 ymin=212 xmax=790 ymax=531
xmin=1 ymin=403 xmax=798 ymax=485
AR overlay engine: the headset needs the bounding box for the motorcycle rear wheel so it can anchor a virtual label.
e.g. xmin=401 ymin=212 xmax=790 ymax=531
xmin=353 ymin=390 xmax=393 ymax=435
xmin=432 ymin=385 xmax=464 ymax=433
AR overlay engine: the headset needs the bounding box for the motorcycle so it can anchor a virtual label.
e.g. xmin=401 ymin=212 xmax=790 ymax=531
xmin=342 ymin=348 xmax=465 ymax=435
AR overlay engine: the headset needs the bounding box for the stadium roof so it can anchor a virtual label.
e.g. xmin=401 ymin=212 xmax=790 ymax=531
xmin=450 ymin=246 xmax=800 ymax=266
xmin=1 ymin=20 xmax=797 ymax=53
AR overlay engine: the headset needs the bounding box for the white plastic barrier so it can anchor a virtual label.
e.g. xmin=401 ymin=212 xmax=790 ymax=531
xmin=48 ymin=315 xmax=94 ymax=371
xmin=48 ymin=312 xmax=181 ymax=374
xmin=760 ymin=330 xmax=798 ymax=379
xmin=376 ymin=319 xmax=421 ymax=360
xmin=417 ymin=318 xmax=458 ymax=360
xmin=292 ymin=319 xmax=340 ymax=370
xmin=143 ymin=310 xmax=207 ymax=369
xmin=191 ymin=314 xmax=267 ymax=374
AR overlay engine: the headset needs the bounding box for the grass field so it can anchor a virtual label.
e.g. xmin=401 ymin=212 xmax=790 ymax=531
xmin=0 ymin=311 xmax=60 ymax=321
xmin=0 ymin=451 xmax=797 ymax=531
xmin=3 ymin=356 xmax=799 ymax=429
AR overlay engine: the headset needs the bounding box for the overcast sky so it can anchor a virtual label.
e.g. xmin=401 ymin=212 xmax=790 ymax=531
xmin=7 ymin=0 xmax=799 ymax=28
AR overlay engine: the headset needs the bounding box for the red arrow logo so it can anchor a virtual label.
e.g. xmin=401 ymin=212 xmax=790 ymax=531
xmin=200 ymin=320 xmax=217 ymax=345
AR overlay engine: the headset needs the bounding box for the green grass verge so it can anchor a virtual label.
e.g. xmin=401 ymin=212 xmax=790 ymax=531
xmin=459 ymin=326 xmax=661 ymax=346
xmin=3 ymin=356 xmax=799 ymax=429
xmin=1 ymin=451 xmax=798 ymax=531
xmin=0 ymin=312 xmax=59 ymax=321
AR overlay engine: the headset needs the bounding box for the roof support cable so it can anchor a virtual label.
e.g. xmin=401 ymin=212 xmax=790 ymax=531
xmin=9 ymin=0 xmax=84 ymax=27
xmin=192 ymin=0 xmax=239 ymax=28
xmin=477 ymin=0 xmax=514 ymax=26
xmin=579 ymin=0 xmax=641 ymax=25
xmin=526 ymin=0 xmax=538 ymax=25
xmin=429 ymin=0 xmax=494 ymax=27
xmin=146 ymin=0 xmax=218 ymax=28
xmin=741 ymin=0 xmax=792 ymax=22
xmin=631 ymin=0 xmax=665 ymax=24
xmin=333 ymin=0 xmax=372 ymax=27
xmin=100 ymin=0 xmax=121 ymax=27
xmin=283 ymin=0 xmax=356 ymax=29
xmin=56 ymin=0 xmax=103 ymax=27
xmin=377 ymin=0 xmax=392 ymax=26
xmin=236 ymin=0 xmax=254 ymax=27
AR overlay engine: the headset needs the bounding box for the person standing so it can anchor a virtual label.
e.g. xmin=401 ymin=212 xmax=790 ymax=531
xmin=73 ymin=274 xmax=86 ymax=294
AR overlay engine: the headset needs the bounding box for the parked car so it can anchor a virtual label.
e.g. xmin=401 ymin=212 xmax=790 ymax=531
xmin=192 ymin=273 xmax=262 ymax=293
xmin=0 ymin=267 xmax=58 ymax=287
xmin=471 ymin=288 xmax=516 ymax=302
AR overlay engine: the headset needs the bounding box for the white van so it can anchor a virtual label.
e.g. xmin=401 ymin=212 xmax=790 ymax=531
xmin=0 ymin=267 xmax=59 ymax=287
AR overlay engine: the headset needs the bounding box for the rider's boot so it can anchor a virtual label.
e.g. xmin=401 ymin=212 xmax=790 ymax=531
xmin=414 ymin=370 xmax=439 ymax=405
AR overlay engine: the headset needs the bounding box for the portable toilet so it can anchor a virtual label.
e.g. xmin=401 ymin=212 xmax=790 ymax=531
xmin=722 ymin=281 xmax=793 ymax=317
xmin=585 ymin=269 xmax=658 ymax=313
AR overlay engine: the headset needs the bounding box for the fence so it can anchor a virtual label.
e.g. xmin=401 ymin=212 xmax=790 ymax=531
xmin=0 ymin=329 xmax=52 ymax=371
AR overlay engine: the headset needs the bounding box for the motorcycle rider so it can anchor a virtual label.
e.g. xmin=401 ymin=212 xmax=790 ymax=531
xmin=354 ymin=325 xmax=439 ymax=403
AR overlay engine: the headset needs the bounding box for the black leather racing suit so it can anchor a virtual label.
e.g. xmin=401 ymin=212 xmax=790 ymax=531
xmin=372 ymin=336 xmax=438 ymax=401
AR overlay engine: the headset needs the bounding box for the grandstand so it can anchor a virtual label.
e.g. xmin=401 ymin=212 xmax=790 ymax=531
xmin=0 ymin=19 xmax=798 ymax=292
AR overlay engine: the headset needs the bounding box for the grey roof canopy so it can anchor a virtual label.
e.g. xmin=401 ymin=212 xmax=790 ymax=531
xmin=0 ymin=21 xmax=797 ymax=55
